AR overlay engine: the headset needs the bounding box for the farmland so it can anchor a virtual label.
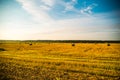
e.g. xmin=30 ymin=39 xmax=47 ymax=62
xmin=0 ymin=41 xmax=120 ymax=80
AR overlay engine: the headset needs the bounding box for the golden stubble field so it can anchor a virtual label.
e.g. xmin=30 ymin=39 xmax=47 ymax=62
xmin=0 ymin=42 xmax=120 ymax=80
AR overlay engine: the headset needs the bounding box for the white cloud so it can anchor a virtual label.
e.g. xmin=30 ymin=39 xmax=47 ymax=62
xmin=80 ymin=6 xmax=92 ymax=14
xmin=62 ymin=0 xmax=97 ymax=15
xmin=80 ymin=3 xmax=97 ymax=15
xmin=16 ymin=0 xmax=97 ymax=23
xmin=40 ymin=5 xmax=51 ymax=10
xmin=17 ymin=0 xmax=54 ymax=23
xmin=41 ymin=0 xmax=55 ymax=7
xmin=64 ymin=0 xmax=77 ymax=11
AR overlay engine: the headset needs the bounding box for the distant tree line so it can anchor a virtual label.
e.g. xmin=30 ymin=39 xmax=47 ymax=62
xmin=0 ymin=40 xmax=120 ymax=43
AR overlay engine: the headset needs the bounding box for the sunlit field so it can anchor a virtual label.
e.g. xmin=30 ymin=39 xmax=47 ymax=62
xmin=0 ymin=41 xmax=120 ymax=80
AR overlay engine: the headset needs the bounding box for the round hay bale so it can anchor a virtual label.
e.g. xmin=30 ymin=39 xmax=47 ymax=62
xmin=29 ymin=43 xmax=32 ymax=46
xmin=107 ymin=43 xmax=110 ymax=46
xmin=72 ymin=43 xmax=75 ymax=46
xmin=0 ymin=48 xmax=6 ymax=51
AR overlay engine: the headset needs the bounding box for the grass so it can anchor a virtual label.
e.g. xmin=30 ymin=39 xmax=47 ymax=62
xmin=0 ymin=42 xmax=120 ymax=80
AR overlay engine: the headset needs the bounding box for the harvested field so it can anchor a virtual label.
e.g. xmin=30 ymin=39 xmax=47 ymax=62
xmin=0 ymin=42 xmax=120 ymax=80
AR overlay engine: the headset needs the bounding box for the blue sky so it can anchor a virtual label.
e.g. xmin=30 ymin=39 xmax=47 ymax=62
xmin=0 ymin=0 xmax=120 ymax=40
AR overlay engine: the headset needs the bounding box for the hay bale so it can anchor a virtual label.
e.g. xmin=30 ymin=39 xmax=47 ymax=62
xmin=0 ymin=48 xmax=6 ymax=51
xmin=107 ymin=43 xmax=110 ymax=46
xmin=29 ymin=43 xmax=32 ymax=46
xmin=72 ymin=43 xmax=75 ymax=46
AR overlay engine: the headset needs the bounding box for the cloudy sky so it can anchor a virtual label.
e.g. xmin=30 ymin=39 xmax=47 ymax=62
xmin=0 ymin=0 xmax=120 ymax=40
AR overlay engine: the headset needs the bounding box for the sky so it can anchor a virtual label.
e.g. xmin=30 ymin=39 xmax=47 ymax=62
xmin=0 ymin=0 xmax=120 ymax=40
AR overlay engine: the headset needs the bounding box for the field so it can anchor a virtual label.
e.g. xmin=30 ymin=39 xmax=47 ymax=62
xmin=0 ymin=41 xmax=120 ymax=80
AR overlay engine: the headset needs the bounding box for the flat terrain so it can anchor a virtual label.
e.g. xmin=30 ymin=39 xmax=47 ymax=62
xmin=0 ymin=42 xmax=120 ymax=80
